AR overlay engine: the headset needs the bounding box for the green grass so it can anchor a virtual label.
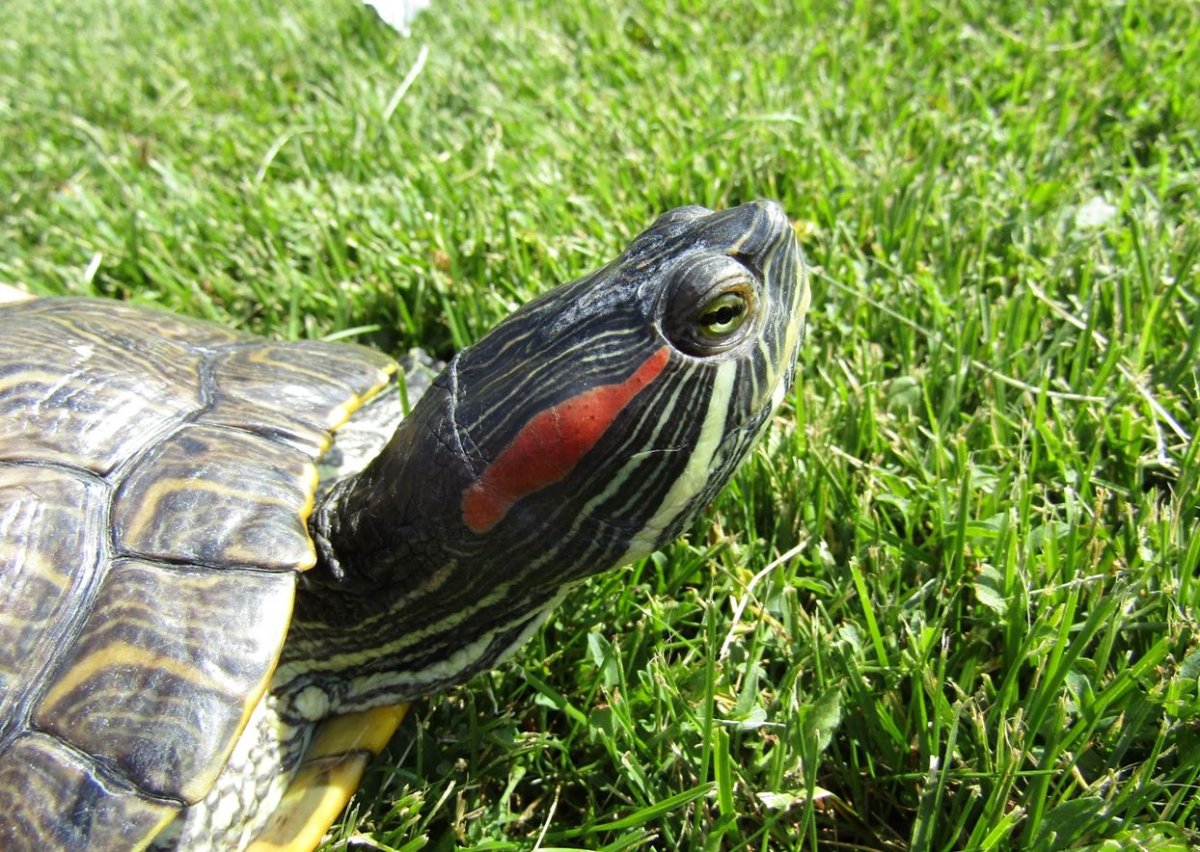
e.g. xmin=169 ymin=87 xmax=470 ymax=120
xmin=3 ymin=0 xmax=1199 ymax=848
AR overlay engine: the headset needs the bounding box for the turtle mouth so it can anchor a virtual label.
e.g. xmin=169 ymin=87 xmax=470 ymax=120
xmin=735 ymin=199 xmax=808 ymax=412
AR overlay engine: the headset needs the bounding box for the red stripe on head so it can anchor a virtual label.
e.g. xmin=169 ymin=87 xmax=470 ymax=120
xmin=462 ymin=346 xmax=670 ymax=534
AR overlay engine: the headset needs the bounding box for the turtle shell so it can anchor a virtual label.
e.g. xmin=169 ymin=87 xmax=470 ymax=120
xmin=0 ymin=298 xmax=397 ymax=848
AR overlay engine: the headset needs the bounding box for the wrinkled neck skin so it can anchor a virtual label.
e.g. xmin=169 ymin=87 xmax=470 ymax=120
xmin=273 ymin=372 xmax=572 ymax=719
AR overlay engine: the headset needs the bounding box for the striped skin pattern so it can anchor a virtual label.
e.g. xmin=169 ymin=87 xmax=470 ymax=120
xmin=289 ymin=200 xmax=809 ymax=721
xmin=460 ymin=345 xmax=672 ymax=533
xmin=0 ymin=299 xmax=396 ymax=849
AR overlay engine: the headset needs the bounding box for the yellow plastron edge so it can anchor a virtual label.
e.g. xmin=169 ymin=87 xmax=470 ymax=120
xmin=247 ymin=703 xmax=410 ymax=852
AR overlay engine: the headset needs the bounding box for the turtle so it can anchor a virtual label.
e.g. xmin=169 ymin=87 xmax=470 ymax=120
xmin=0 ymin=200 xmax=810 ymax=850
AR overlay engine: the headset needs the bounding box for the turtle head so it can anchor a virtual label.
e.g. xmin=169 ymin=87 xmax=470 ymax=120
xmin=450 ymin=199 xmax=810 ymax=561
xmin=302 ymin=201 xmax=809 ymax=706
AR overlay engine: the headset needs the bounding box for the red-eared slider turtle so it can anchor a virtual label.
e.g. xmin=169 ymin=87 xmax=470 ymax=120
xmin=0 ymin=201 xmax=810 ymax=850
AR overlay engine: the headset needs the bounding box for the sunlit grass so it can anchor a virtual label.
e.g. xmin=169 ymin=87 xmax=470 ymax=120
xmin=3 ymin=0 xmax=1198 ymax=848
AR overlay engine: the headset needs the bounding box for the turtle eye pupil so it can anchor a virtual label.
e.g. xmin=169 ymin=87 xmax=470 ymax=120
xmin=698 ymin=293 xmax=747 ymax=337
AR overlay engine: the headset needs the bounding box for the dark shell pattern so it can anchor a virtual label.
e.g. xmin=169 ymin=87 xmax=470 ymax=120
xmin=0 ymin=298 xmax=396 ymax=848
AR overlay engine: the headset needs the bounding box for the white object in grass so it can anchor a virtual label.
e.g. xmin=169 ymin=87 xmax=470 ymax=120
xmin=1074 ymin=196 xmax=1118 ymax=231
xmin=363 ymin=0 xmax=430 ymax=35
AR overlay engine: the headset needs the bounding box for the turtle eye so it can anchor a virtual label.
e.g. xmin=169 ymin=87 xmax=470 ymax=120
xmin=662 ymin=255 xmax=760 ymax=357
xmin=697 ymin=291 xmax=748 ymax=338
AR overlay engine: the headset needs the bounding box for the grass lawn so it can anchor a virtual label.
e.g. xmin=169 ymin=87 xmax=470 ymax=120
xmin=3 ymin=0 xmax=1199 ymax=848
